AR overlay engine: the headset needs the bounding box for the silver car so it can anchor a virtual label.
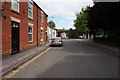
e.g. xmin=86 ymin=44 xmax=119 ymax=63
xmin=51 ymin=37 xmax=63 ymax=46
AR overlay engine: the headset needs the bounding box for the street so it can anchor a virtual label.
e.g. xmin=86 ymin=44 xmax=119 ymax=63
xmin=6 ymin=39 xmax=118 ymax=78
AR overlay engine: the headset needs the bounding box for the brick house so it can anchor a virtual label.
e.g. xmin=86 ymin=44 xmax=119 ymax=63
xmin=1 ymin=0 xmax=48 ymax=55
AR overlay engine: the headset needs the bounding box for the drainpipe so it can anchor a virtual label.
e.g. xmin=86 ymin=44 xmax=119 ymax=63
xmin=37 ymin=7 xmax=38 ymax=46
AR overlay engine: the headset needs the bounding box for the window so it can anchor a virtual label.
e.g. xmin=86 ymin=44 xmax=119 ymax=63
xmin=28 ymin=25 xmax=33 ymax=42
xmin=41 ymin=11 xmax=44 ymax=24
xmin=28 ymin=1 xmax=33 ymax=19
xmin=41 ymin=28 xmax=43 ymax=41
xmin=11 ymin=0 xmax=19 ymax=12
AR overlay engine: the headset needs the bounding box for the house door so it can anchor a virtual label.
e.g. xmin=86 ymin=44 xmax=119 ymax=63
xmin=11 ymin=21 xmax=19 ymax=54
xmin=46 ymin=32 xmax=47 ymax=41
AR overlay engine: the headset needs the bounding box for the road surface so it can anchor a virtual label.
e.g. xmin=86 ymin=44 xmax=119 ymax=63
xmin=5 ymin=39 xmax=119 ymax=78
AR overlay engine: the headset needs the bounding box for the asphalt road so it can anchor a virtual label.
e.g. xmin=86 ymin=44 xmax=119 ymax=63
xmin=8 ymin=39 xmax=119 ymax=78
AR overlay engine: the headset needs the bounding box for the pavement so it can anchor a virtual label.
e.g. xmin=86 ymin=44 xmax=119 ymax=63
xmin=79 ymin=39 xmax=120 ymax=56
xmin=1 ymin=42 xmax=50 ymax=76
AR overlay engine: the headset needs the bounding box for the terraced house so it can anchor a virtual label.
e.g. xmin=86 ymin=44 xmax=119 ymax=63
xmin=1 ymin=0 xmax=48 ymax=55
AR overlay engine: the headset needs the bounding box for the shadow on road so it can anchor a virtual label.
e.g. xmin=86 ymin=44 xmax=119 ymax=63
xmin=36 ymin=54 xmax=118 ymax=78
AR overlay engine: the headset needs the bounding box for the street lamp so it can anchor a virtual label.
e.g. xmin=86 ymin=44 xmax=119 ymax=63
xmin=50 ymin=17 xmax=54 ymax=40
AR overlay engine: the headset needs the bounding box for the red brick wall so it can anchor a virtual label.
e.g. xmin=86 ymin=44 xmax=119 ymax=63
xmin=45 ymin=15 xmax=48 ymax=41
xmin=43 ymin=15 xmax=48 ymax=42
xmin=0 ymin=0 xmax=2 ymax=54
xmin=19 ymin=2 xmax=28 ymax=51
xmin=38 ymin=8 xmax=48 ymax=44
xmin=2 ymin=2 xmax=12 ymax=55
xmin=38 ymin=8 xmax=41 ymax=45
xmin=41 ymin=12 xmax=48 ymax=43
xmin=2 ymin=1 xmax=48 ymax=55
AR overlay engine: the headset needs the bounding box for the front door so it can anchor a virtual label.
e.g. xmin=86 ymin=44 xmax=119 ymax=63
xmin=11 ymin=21 xmax=19 ymax=54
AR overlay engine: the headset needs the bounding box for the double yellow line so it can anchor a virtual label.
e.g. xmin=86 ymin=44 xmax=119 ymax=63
xmin=4 ymin=47 xmax=51 ymax=79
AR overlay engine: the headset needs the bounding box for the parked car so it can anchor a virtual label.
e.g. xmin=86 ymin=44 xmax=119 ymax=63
xmin=51 ymin=37 xmax=63 ymax=46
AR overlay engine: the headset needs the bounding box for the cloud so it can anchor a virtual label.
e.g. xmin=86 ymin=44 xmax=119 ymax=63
xmin=37 ymin=2 xmax=93 ymax=20
xmin=35 ymin=0 xmax=93 ymax=29
xmin=57 ymin=20 xmax=75 ymax=29
xmin=35 ymin=0 xmax=93 ymax=2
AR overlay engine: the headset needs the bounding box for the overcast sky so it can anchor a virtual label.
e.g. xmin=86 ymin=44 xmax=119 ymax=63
xmin=34 ymin=0 xmax=94 ymax=29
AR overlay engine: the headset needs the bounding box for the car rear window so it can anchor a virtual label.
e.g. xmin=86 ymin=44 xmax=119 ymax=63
xmin=53 ymin=37 xmax=61 ymax=40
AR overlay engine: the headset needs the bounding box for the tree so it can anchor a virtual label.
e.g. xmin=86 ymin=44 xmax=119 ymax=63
xmin=88 ymin=3 xmax=119 ymax=38
xmin=74 ymin=6 xmax=91 ymax=35
xmin=48 ymin=21 xmax=56 ymax=29
xmin=87 ymin=3 xmax=120 ymax=46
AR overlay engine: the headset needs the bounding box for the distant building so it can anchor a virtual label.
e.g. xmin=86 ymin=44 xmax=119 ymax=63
xmin=68 ymin=29 xmax=79 ymax=39
xmin=56 ymin=28 xmax=79 ymax=39
xmin=56 ymin=29 xmax=68 ymax=39
xmin=48 ymin=24 xmax=57 ymax=41
xmin=60 ymin=32 xmax=67 ymax=39
xmin=52 ymin=29 xmax=57 ymax=38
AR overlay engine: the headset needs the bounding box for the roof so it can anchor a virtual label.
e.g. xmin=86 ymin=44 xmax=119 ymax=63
xmin=56 ymin=29 xmax=69 ymax=32
xmin=33 ymin=0 xmax=48 ymax=17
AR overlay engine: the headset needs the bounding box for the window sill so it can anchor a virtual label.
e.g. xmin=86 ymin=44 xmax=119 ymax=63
xmin=41 ymin=40 xmax=43 ymax=42
xmin=11 ymin=9 xmax=20 ymax=15
xmin=28 ymin=41 xmax=33 ymax=44
xmin=28 ymin=17 xmax=33 ymax=21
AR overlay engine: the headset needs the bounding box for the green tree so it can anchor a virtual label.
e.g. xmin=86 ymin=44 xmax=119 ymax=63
xmin=49 ymin=21 xmax=56 ymax=29
xmin=88 ymin=3 xmax=119 ymax=38
xmin=74 ymin=6 xmax=90 ymax=35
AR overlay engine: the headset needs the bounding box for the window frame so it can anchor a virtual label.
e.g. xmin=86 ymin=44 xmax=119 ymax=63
xmin=11 ymin=0 xmax=19 ymax=12
xmin=41 ymin=27 xmax=43 ymax=41
xmin=28 ymin=1 xmax=33 ymax=19
xmin=28 ymin=25 xmax=33 ymax=43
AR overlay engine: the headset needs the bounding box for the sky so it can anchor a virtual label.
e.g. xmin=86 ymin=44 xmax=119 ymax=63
xmin=34 ymin=0 xmax=94 ymax=30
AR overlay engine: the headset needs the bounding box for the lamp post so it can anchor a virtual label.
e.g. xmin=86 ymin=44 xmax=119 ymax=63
xmin=50 ymin=17 xmax=54 ymax=41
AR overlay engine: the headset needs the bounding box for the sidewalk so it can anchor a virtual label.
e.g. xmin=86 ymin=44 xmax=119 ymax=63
xmin=1 ymin=42 xmax=50 ymax=76
xmin=81 ymin=39 xmax=120 ymax=56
